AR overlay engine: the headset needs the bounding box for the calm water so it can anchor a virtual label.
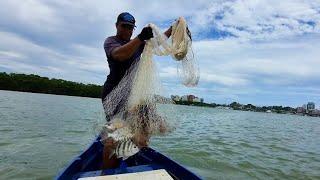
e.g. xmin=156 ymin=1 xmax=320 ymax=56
xmin=0 ymin=90 xmax=319 ymax=180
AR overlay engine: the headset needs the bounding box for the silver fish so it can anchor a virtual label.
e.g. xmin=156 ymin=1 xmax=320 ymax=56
xmin=111 ymin=139 xmax=139 ymax=160
xmin=107 ymin=126 xmax=133 ymax=142
xmin=104 ymin=118 xmax=126 ymax=132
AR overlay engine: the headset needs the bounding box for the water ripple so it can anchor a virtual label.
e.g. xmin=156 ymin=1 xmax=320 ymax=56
xmin=1 ymin=91 xmax=320 ymax=179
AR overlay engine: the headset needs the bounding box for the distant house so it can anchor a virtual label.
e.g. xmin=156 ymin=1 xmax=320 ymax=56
xmin=307 ymin=102 xmax=315 ymax=111
xmin=193 ymin=97 xmax=201 ymax=103
xmin=181 ymin=95 xmax=188 ymax=101
xmin=155 ymin=95 xmax=172 ymax=104
xmin=296 ymin=107 xmax=306 ymax=114
xmin=171 ymin=95 xmax=180 ymax=102
xmin=187 ymin=95 xmax=196 ymax=102
xmin=172 ymin=94 xmax=204 ymax=103
xmin=309 ymin=109 xmax=320 ymax=117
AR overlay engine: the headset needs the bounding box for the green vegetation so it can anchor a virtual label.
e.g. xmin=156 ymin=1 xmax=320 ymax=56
xmin=174 ymin=100 xmax=217 ymax=108
xmin=0 ymin=72 xmax=314 ymax=117
xmin=0 ymin=72 xmax=102 ymax=98
xmin=173 ymin=99 xmax=297 ymax=115
xmin=228 ymin=101 xmax=296 ymax=114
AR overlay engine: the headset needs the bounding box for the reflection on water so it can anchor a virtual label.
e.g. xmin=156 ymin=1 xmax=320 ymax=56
xmin=0 ymin=90 xmax=319 ymax=179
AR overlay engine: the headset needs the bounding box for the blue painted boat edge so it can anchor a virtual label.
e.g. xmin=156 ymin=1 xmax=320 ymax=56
xmin=55 ymin=135 xmax=203 ymax=180
xmin=55 ymin=136 xmax=101 ymax=180
xmin=141 ymin=148 xmax=203 ymax=179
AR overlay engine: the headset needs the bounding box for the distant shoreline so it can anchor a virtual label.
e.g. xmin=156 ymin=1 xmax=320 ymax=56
xmin=0 ymin=72 xmax=102 ymax=98
xmin=1 ymin=89 xmax=319 ymax=118
xmin=172 ymin=100 xmax=320 ymax=117
xmin=1 ymin=72 xmax=319 ymax=117
xmin=0 ymin=89 xmax=99 ymax=99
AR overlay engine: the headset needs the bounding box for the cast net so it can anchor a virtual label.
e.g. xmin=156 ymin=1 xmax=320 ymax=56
xmin=101 ymin=17 xmax=199 ymax=144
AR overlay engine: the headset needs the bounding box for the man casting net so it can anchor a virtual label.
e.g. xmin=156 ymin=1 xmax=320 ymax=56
xmin=101 ymin=12 xmax=199 ymax=168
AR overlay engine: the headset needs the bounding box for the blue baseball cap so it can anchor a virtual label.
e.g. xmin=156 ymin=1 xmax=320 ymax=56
xmin=116 ymin=12 xmax=136 ymax=27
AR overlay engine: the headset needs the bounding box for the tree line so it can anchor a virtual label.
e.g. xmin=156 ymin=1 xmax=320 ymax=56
xmin=0 ymin=72 xmax=102 ymax=98
xmin=173 ymin=99 xmax=296 ymax=114
xmin=229 ymin=101 xmax=296 ymax=113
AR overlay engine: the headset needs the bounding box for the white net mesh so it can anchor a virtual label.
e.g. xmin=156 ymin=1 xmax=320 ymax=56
xmin=102 ymin=17 xmax=199 ymax=144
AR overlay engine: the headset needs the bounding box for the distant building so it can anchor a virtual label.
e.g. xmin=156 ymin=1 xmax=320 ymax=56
xmin=172 ymin=94 xmax=204 ymax=103
xmin=296 ymin=107 xmax=306 ymax=114
xmin=193 ymin=97 xmax=201 ymax=103
xmin=309 ymin=109 xmax=320 ymax=117
xmin=307 ymin=102 xmax=315 ymax=110
xmin=187 ymin=95 xmax=196 ymax=102
xmin=302 ymin=104 xmax=307 ymax=109
xmin=155 ymin=95 xmax=172 ymax=103
xmin=171 ymin=95 xmax=180 ymax=101
xmin=181 ymin=95 xmax=188 ymax=101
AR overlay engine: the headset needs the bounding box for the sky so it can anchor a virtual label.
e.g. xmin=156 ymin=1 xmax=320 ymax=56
xmin=0 ymin=0 xmax=320 ymax=107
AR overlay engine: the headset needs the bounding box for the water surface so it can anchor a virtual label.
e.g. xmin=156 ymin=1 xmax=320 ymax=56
xmin=0 ymin=90 xmax=319 ymax=179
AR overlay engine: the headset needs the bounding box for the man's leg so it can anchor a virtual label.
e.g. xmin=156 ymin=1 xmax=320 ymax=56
xmin=102 ymin=138 xmax=119 ymax=169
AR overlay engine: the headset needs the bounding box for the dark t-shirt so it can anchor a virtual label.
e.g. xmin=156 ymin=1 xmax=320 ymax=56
xmin=102 ymin=36 xmax=144 ymax=100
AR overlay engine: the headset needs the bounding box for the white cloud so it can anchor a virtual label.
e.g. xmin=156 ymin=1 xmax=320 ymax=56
xmin=200 ymin=72 xmax=249 ymax=86
xmin=0 ymin=31 xmax=65 ymax=63
xmin=0 ymin=0 xmax=62 ymax=33
xmin=0 ymin=51 xmax=25 ymax=59
xmin=159 ymin=66 xmax=178 ymax=78
xmin=0 ymin=0 xmax=320 ymax=105
xmin=193 ymin=34 xmax=320 ymax=85
xmin=191 ymin=0 xmax=320 ymax=40
xmin=0 ymin=31 xmax=107 ymax=84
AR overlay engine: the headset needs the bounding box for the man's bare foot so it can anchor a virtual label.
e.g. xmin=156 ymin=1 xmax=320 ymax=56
xmin=102 ymin=138 xmax=119 ymax=169
xmin=101 ymin=137 xmax=117 ymax=149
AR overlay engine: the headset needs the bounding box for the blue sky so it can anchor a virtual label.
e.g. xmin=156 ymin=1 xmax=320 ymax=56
xmin=0 ymin=0 xmax=320 ymax=107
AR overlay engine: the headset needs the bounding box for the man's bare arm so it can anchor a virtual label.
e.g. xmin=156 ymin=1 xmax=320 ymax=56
xmin=111 ymin=37 xmax=143 ymax=62
xmin=112 ymin=27 xmax=153 ymax=62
